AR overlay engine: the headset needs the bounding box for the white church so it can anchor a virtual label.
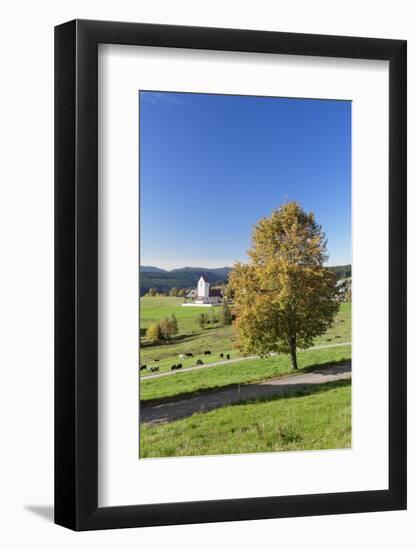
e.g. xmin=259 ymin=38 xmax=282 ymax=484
xmin=182 ymin=276 xmax=223 ymax=307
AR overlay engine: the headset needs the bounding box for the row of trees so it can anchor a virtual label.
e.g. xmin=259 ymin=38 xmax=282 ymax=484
xmin=169 ymin=288 xmax=187 ymax=297
xmin=145 ymin=288 xmax=165 ymax=297
xmin=145 ymin=288 xmax=188 ymax=297
xmin=145 ymin=303 xmax=233 ymax=343
xmin=198 ymin=303 xmax=232 ymax=329
xmin=146 ymin=314 xmax=179 ymax=342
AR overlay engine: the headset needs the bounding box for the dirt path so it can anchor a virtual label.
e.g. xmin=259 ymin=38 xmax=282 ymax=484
xmin=141 ymin=341 xmax=352 ymax=380
xmin=140 ymin=361 xmax=351 ymax=425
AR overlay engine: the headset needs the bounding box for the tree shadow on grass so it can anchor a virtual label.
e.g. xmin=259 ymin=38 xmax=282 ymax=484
xmin=141 ymin=329 xmax=222 ymax=350
xmin=140 ymin=332 xmax=196 ymax=349
xmin=235 ymin=377 xmax=352 ymax=408
xmin=141 ymin=358 xmax=351 ymax=407
xmin=141 ymin=372 xmax=351 ymax=425
xmin=300 ymin=358 xmax=351 ymax=376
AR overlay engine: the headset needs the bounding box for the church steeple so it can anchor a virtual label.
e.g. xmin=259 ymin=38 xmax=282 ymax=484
xmin=197 ymin=276 xmax=209 ymax=298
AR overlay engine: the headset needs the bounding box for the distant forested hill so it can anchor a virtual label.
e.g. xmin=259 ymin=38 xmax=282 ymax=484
xmin=139 ymin=266 xmax=231 ymax=296
xmin=140 ymin=266 xmax=167 ymax=273
xmin=139 ymin=264 xmax=351 ymax=296
xmin=328 ymin=264 xmax=352 ymax=279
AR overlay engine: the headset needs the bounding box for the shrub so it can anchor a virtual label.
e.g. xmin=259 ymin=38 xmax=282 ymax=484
xmin=146 ymin=322 xmax=162 ymax=341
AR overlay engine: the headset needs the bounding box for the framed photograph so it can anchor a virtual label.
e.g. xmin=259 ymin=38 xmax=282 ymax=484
xmin=55 ymin=20 xmax=406 ymax=530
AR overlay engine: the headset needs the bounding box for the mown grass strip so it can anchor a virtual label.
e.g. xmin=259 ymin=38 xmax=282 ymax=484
xmin=140 ymin=379 xmax=351 ymax=458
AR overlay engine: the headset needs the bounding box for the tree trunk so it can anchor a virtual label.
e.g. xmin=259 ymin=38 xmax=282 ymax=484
xmin=289 ymin=338 xmax=298 ymax=369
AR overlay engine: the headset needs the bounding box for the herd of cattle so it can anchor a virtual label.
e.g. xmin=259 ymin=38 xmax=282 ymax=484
xmin=139 ymin=351 xmax=231 ymax=374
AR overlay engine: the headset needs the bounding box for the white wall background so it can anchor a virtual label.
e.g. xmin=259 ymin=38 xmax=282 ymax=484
xmin=0 ymin=0 xmax=415 ymax=548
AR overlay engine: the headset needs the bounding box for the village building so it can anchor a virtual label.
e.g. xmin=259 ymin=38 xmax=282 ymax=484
xmin=182 ymin=276 xmax=222 ymax=307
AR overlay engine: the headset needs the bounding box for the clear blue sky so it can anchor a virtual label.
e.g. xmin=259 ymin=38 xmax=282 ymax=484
xmin=140 ymin=91 xmax=351 ymax=270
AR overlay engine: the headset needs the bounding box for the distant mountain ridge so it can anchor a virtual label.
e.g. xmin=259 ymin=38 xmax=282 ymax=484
xmin=140 ymin=265 xmax=167 ymax=273
xmin=139 ymin=264 xmax=351 ymax=296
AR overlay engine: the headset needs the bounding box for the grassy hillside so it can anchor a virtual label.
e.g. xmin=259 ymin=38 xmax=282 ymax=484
xmin=140 ymin=297 xmax=234 ymax=364
xmin=139 ymin=298 xmax=351 ymax=376
xmin=139 ymin=296 xmax=352 ymax=459
xmin=140 ymin=379 xmax=351 ymax=457
xmin=140 ymin=296 xmax=209 ymax=330
xmin=140 ymin=345 xmax=351 ymax=402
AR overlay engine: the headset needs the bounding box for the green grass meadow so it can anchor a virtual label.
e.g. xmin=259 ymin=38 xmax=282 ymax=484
xmin=140 ymin=379 xmax=351 ymax=457
xmin=140 ymin=344 xmax=351 ymax=403
xmin=139 ymin=297 xmax=351 ymax=376
xmin=140 ymin=297 xmax=236 ymax=372
xmin=139 ymin=297 xmax=352 ymax=458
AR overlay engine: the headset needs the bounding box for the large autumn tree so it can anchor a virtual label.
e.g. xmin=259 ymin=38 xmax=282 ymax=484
xmin=228 ymin=202 xmax=339 ymax=369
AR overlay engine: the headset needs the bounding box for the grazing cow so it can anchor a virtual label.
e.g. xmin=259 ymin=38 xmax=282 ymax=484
xmin=171 ymin=365 xmax=177 ymax=371
xmin=226 ymin=354 xmax=230 ymax=360
xmin=203 ymin=350 xmax=211 ymax=355
xmin=154 ymin=358 xmax=160 ymax=362
xmin=196 ymin=359 xmax=203 ymax=365
xmin=179 ymin=354 xmax=185 ymax=359
xmin=140 ymin=365 xmax=147 ymax=371
xmin=185 ymin=352 xmax=193 ymax=357
xmin=176 ymin=364 xmax=183 ymax=370
xmin=150 ymin=366 xmax=159 ymax=373
xmin=219 ymin=353 xmax=224 ymax=359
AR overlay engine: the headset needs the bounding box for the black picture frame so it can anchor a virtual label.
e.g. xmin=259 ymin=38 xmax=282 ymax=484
xmin=55 ymin=19 xmax=407 ymax=531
